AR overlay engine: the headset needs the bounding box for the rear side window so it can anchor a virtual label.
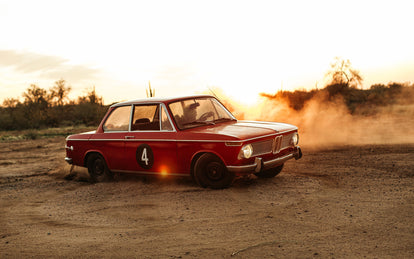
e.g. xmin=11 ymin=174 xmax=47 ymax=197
xmin=103 ymin=106 xmax=131 ymax=131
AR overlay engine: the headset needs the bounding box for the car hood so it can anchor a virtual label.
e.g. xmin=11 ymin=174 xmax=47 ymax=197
xmin=186 ymin=120 xmax=297 ymax=141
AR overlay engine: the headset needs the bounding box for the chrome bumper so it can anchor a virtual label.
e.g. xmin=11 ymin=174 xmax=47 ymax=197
xmin=227 ymin=146 xmax=302 ymax=174
xmin=65 ymin=157 xmax=73 ymax=165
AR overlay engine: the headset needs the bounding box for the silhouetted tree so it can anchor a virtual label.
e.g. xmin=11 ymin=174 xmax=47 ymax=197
xmin=23 ymin=84 xmax=49 ymax=106
xmin=22 ymin=84 xmax=50 ymax=128
xmin=78 ymin=86 xmax=103 ymax=105
xmin=1 ymin=98 xmax=23 ymax=130
xmin=325 ymin=57 xmax=363 ymax=88
xmin=49 ymin=79 xmax=71 ymax=107
xmin=0 ymin=81 xmax=111 ymax=130
xmin=75 ymin=87 xmax=106 ymax=126
xmin=3 ymin=98 xmax=20 ymax=108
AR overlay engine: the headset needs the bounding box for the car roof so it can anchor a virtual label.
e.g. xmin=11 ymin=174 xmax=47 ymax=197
xmin=111 ymin=94 xmax=217 ymax=107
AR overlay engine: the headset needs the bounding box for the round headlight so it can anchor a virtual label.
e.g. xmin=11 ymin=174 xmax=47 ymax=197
xmin=240 ymin=144 xmax=253 ymax=159
xmin=291 ymin=133 xmax=299 ymax=146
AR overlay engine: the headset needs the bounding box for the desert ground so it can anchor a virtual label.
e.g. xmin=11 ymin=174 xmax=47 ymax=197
xmin=0 ymin=136 xmax=413 ymax=258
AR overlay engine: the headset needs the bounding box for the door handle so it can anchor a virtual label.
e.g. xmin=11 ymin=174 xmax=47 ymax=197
xmin=125 ymin=136 xmax=135 ymax=139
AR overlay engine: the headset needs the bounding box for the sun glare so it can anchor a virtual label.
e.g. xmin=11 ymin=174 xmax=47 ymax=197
xmin=0 ymin=1 xmax=413 ymax=106
xmin=226 ymin=90 xmax=260 ymax=106
xmin=160 ymin=166 xmax=169 ymax=177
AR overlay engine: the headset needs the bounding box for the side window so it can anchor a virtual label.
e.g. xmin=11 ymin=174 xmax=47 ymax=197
xmin=169 ymin=101 xmax=185 ymax=129
xmin=131 ymin=104 xmax=160 ymax=131
xmin=161 ymin=105 xmax=174 ymax=131
xmin=103 ymin=106 xmax=131 ymax=132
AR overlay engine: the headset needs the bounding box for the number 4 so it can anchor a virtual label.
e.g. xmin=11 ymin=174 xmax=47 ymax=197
xmin=141 ymin=148 xmax=149 ymax=166
xmin=136 ymin=144 xmax=153 ymax=169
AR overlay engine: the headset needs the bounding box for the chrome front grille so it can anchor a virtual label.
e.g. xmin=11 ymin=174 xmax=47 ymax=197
xmin=252 ymin=133 xmax=294 ymax=156
xmin=274 ymin=133 xmax=294 ymax=154
xmin=251 ymin=139 xmax=273 ymax=156
xmin=282 ymin=133 xmax=294 ymax=148
xmin=273 ymin=135 xmax=282 ymax=153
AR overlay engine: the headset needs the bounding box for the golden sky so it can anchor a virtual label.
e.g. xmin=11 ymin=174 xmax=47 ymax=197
xmin=0 ymin=0 xmax=413 ymax=105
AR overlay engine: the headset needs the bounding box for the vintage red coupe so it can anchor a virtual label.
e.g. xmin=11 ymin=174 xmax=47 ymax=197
xmin=65 ymin=95 xmax=302 ymax=188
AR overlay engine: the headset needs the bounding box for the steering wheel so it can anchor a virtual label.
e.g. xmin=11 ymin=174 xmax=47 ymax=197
xmin=199 ymin=111 xmax=215 ymax=121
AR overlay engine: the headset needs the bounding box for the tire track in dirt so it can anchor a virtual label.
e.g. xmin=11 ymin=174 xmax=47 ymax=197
xmin=1 ymin=138 xmax=413 ymax=258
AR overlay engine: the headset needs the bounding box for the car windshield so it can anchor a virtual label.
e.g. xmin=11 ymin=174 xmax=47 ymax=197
xmin=169 ymin=97 xmax=236 ymax=130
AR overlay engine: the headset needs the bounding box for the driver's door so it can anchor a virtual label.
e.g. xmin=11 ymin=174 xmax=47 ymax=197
xmin=123 ymin=104 xmax=178 ymax=175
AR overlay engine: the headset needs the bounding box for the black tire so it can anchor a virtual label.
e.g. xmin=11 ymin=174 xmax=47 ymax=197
xmin=194 ymin=153 xmax=234 ymax=189
xmin=254 ymin=164 xmax=284 ymax=178
xmin=87 ymin=153 xmax=113 ymax=182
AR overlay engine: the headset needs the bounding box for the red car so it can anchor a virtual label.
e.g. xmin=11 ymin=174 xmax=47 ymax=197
xmin=65 ymin=95 xmax=302 ymax=188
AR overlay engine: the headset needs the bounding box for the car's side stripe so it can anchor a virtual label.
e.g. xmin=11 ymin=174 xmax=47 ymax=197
xmin=67 ymin=129 xmax=296 ymax=143
xmin=70 ymin=139 xmax=226 ymax=143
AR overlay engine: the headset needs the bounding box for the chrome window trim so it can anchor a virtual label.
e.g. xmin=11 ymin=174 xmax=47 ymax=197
xmin=160 ymin=103 xmax=177 ymax=132
xmin=128 ymin=104 xmax=135 ymax=131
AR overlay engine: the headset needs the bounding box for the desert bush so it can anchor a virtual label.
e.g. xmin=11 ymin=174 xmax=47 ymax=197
xmin=0 ymin=82 xmax=107 ymax=131
xmin=261 ymin=82 xmax=411 ymax=116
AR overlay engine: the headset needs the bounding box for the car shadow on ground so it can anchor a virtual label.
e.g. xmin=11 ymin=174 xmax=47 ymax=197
xmin=60 ymin=165 xmax=264 ymax=189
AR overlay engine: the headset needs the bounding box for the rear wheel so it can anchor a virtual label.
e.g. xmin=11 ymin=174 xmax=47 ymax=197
xmin=87 ymin=153 xmax=113 ymax=182
xmin=194 ymin=153 xmax=234 ymax=189
xmin=254 ymin=164 xmax=284 ymax=178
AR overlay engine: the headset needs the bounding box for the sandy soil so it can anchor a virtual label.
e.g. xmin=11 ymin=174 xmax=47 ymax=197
xmin=1 ymin=137 xmax=413 ymax=258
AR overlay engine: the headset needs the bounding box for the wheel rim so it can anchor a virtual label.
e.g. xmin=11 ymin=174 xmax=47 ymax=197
xmin=206 ymin=162 xmax=224 ymax=181
xmin=93 ymin=158 xmax=105 ymax=176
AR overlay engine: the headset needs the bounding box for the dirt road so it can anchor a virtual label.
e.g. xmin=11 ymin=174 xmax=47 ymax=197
xmin=1 ymin=137 xmax=413 ymax=258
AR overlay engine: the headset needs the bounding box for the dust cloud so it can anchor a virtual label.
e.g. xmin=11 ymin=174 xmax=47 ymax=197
xmin=221 ymin=90 xmax=414 ymax=148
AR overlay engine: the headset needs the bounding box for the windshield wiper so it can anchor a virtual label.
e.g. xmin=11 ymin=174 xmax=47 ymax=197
xmin=213 ymin=118 xmax=236 ymax=123
xmin=182 ymin=121 xmax=215 ymax=127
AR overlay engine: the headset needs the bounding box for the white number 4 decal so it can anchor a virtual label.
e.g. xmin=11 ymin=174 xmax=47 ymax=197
xmin=136 ymin=144 xmax=153 ymax=169
xmin=141 ymin=148 xmax=149 ymax=166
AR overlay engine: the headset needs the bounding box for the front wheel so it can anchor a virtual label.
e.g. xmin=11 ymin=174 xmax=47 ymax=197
xmin=194 ymin=153 xmax=234 ymax=189
xmin=87 ymin=153 xmax=113 ymax=182
xmin=254 ymin=164 xmax=284 ymax=178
